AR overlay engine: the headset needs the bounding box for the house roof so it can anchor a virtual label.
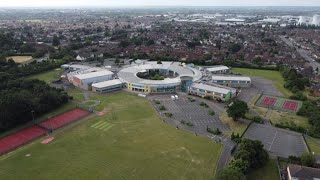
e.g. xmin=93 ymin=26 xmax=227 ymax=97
xmin=288 ymin=164 xmax=320 ymax=179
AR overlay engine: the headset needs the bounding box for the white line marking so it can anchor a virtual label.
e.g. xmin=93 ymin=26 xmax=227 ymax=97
xmin=269 ymin=130 xmax=278 ymax=151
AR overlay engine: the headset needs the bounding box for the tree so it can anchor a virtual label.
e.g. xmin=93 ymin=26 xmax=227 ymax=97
xmin=301 ymin=152 xmax=315 ymax=167
xmin=52 ymin=35 xmax=60 ymax=46
xmin=216 ymin=166 xmax=246 ymax=180
xmin=227 ymin=100 xmax=249 ymax=121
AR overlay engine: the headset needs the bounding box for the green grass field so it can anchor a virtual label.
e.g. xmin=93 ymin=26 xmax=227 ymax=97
xmin=0 ymin=92 xmax=222 ymax=179
xmin=27 ymin=68 xmax=64 ymax=83
xmin=306 ymin=137 xmax=320 ymax=155
xmin=232 ymin=68 xmax=292 ymax=97
xmin=67 ymin=88 xmax=85 ymax=103
xmin=247 ymin=160 xmax=279 ymax=180
xmin=220 ymin=112 xmax=248 ymax=136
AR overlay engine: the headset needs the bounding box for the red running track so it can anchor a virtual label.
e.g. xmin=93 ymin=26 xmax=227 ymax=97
xmin=0 ymin=126 xmax=47 ymax=155
xmin=282 ymin=101 xmax=298 ymax=111
xmin=261 ymin=97 xmax=277 ymax=106
xmin=39 ymin=109 xmax=89 ymax=130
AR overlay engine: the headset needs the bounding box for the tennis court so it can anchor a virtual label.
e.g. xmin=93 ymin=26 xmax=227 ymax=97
xmin=256 ymin=95 xmax=302 ymax=112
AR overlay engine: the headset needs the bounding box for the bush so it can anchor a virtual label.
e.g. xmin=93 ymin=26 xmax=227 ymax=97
xmin=154 ymin=100 xmax=161 ymax=104
xmin=208 ymin=110 xmax=215 ymax=116
xmin=275 ymin=122 xmax=306 ymax=133
xmin=188 ymin=97 xmax=195 ymax=102
xmin=164 ymin=112 xmax=172 ymax=118
xmin=231 ymin=132 xmax=241 ymax=143
xmin=200 ymin=102 xmax=209 ymax=108
xmin=181 ymin=120 xmax=194 ymax=127
xmin=252 ymin=116 xmax=263 ymax=124
xmin=207 ymin=127 xmax=222 ymax=135
xmin=159 ymin=105 xmax=166 ymax=111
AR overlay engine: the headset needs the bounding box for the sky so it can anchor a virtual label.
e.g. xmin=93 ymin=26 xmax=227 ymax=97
xmin=0 ymin=0 xmax=320 ymax=7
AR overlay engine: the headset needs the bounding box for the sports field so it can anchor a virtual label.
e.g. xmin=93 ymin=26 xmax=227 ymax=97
xmin=256 ymin=95 xmax=302 ymax=112
xmin=232 ymin=68 xmax=292 ymax=97
xmin=0 ymin=92 xmax=222 ymax=179
xmin=6 ymin=56 xmax=34 ymax=64
xmin=27 ymin=68 xmax=64 ymax=83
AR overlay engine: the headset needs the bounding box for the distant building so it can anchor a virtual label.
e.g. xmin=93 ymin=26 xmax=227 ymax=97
xmin=211 ymin=75 xmax=251 ymax=88
xmin=92 ymin=79 xmax=124 ymax=93
xmin=188 ymin=82 xmax=236 ymax=102
xmin=206 ymin=65 xmax=230 ymax=74
xmin=287 ymin=164 xmax=320 ymax=180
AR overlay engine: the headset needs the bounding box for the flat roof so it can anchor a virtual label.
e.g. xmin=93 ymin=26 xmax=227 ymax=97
xmin=206 ymin=66 xmax=229 ymax=72
xmin=74 ymin=70 xmax=113 ymax=80
xmin=190 ymin=83 xmax=231 ymax=94
xmin=118 ymin=61 xmax=202 ymax=85
xmin=212 ymin=75 xmax=251 ymax=81
xmin=92 ymin=79 xmax=123 ymax=88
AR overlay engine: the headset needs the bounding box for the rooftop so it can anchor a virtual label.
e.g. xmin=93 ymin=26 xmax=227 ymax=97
xmin=92 ymin=79 xmax=123 ymax=88
xmin=206 ymin=65 xmax=230 ymax=72
xmin=74 ymin=70 xmax=113 ymax=80
xmin=118 ymin=61 xmax=202 ymax=85
xmin=288 ymin=164 xmax=320 ymax=179
xmin=211 ymin=75 xmax=251 ymax=81
xmin=190 ymin=82 xmax=231 ymax=94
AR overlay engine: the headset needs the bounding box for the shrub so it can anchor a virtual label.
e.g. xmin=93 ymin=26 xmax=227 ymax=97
xmin=208 ymin=110 xmax=215 ymax=116
xmin=200 ymin=102 xmax=209 ymax=108
xmin=252 ymin=116 xmax=263 ymax=124
xmin=154 ymin=100 xmax=161 ymax=104
xmin=164 ymin=112 xmax=172 ymax=118
xmin=207 ymin=127 xmax=222 ymax=135
xmin=159 ymin=105 xmax=166 ymax=111
xmin=181 ymin=120 xmax=194 ymax=127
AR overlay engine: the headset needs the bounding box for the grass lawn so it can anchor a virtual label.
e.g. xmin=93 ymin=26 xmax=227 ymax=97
xmin=27 ymin=68 xmax=64 ymax=83
xmin=0 ymin=92 xmax=222 ymax=179
xmin=219 ymin=112 xmax=248 ymax=136
xmin=67 ymin=88 xmax=85 ymax=103
xmin=232 ymin=68 xmax=292 ymax=97
xmin=269 ymin=110 xmax=310 ymax=130
xmin=247 ymin=160 xmax=279 ymax=180
xmin=306 ymin=137 xmax=320 ymax=155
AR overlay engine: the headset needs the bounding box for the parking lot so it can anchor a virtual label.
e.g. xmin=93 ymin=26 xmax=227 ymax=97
xmin=244 ymin=123 xmax=308 ymax=158
xmin=149 ymin=94 xmax=230 ymax=135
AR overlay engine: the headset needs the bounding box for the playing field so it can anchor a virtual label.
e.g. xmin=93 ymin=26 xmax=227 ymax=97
xmin=6 ymin=56 xmax=34 ymax=64
xmin=0 ymin=92 xmax=222 ymax=179
xmin=256 ymin=95 xmax=302 ymax=112
xmin=27 ymin=68 xmax=64 ymax=83
xmin=232 ymin=68 xmax=292 ymax=97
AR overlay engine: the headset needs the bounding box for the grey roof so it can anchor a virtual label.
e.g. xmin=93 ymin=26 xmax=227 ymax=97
xmin=190 ymin=82 xmax=231 ymax=94
xmin=211 ymin=75 xmax=251 ymax=81
xmin=117 ymin=61 xmax=202 ymax=86
xmin=288 ymin=164 xmax=320 ymax=179
xmin=206 ymin=65 xmax=229 ymax=72
xmin=92 ymin=79 xmax=123 ymax=88
xmin=74 ymin=70 xmax=113 ymax=80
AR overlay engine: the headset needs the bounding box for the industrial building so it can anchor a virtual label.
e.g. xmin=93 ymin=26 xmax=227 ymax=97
xmin=69 ymin=70 xmax=114 ymax=90
xmin=92 ymin=79 xmax=124 ymax=92
xmin=188 ymin=82 xmax=236 ymax=102
xmin=206 ymin=65 xmax=230 ymax=74
xmin=211 ymin=75 xmax=251 ymax=88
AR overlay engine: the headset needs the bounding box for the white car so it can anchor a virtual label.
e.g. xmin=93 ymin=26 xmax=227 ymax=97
xmin=171 ymin=95 xmax=175 ymax=101
xmin=175 ymin=95 xmax=179 ymax=100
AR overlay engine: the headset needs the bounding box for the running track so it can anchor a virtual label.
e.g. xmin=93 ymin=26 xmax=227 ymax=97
xmin=0 ymin=108 xmax=90 ymax=155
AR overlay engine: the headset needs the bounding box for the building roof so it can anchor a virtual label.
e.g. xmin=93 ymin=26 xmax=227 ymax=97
xmin=92 ymin=79 xmax=123 ymax=88
xmin=288 ymin=164 xmax=320 ymax=179
xmin=190 ymin=83 xmax=231 ymax=94
xmin=211 ymin=75 xmax=251 ymax=81
xmin=206 ymin=65 xmax=230 ymax=72
xmin=118 ymin=61 xmax=202 ymax=86
xmin=74 ymin=70 xmax=113 ymax=80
